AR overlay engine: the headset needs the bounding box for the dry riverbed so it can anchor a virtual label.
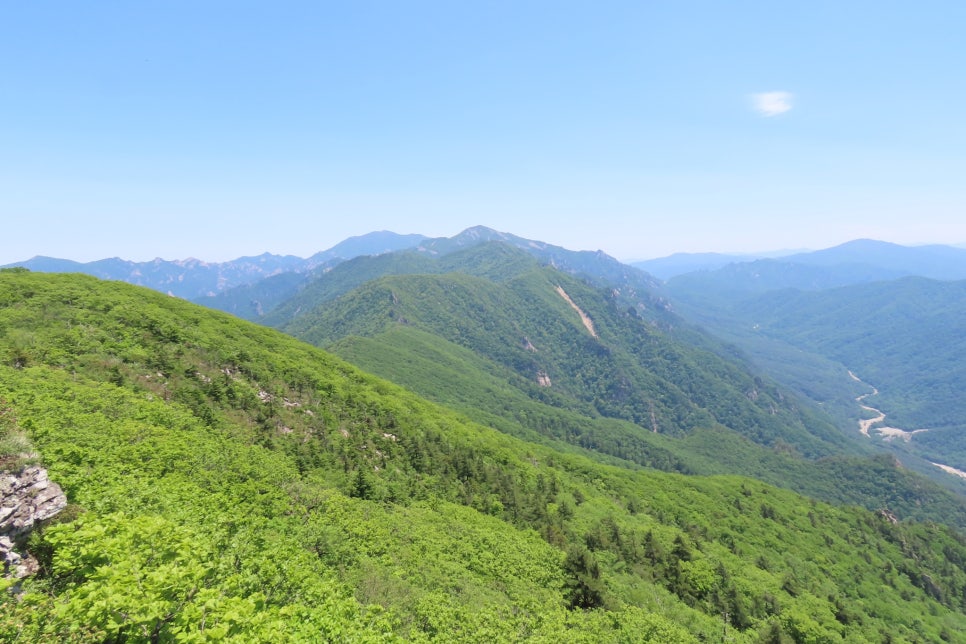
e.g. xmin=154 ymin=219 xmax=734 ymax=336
xmin=846 ymin=370 xmax=965 ymax=479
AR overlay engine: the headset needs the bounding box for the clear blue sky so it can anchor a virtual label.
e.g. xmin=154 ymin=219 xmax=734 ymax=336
xmin=3 ymin=1 xmax=965 ymax=263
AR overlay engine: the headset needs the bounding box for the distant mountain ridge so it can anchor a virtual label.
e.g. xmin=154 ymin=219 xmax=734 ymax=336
xmin=664 ymin=239 xmax=966 ymax=297
xmin=782 ymin=239 xmax=966 ymax=277
xmin=3 ymin=231 xmax=427 ymax=299
xmin=632 ymin=252 xmax=764 ymax=280
xmin=13 ymin=232 xmax=965 ymax=305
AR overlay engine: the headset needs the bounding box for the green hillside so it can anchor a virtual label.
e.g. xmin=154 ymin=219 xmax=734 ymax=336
xmin=667 ymin=275 xmax=966 ymax=476
xmin=330 ymin=326 xmax=966 ymax=524
xmin=4 ymin=271 xmax=966 ymax=641
xmin=739 ymin=278 xmax=966 ymax=429
xmin=738 ymin=278 xmax=966 ymax=472
xmin=261 ymin=242 xmax=547 ymax=328
xmin=268 ymin=243 xmax=966 ymax=518
xmin=280 ymin=247 xmax=847 ymax=454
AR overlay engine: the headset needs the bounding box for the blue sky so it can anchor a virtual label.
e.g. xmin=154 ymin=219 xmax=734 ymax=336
xmin=3 ymin=1 xmax=965 ymax=263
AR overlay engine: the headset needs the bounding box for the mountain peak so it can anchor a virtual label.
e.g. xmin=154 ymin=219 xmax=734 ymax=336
xmin=454 ymin=225 xmax=508 ymax=241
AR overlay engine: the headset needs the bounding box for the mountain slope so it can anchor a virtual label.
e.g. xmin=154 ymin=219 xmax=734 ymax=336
xmin=735 ymin=278 xmax=966 ymax=469
xmin=3 ymin=270 xmax=966 ymax=641
xmin=664 ymin=262 xmax=966 ymax=490
xmin=280 ymin=252 xmax=848 ymax=456
xmin=262 ymin=243 xmax=966 ymax=519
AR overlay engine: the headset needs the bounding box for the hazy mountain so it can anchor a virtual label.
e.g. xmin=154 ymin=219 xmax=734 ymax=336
xmin=3 ymin=253 xmax=306 ymax=299
xmin=5 ymin=270 xmax=966 ymax=640
xmin=308 ymin=230 xmax=427 ymax=263
xmin=3 ymin=231 xmax=427 ymax=301
xmin=667 ymin=258 xmax=910 ymax=304
xmin=665 ymin=240 xmax=966 ymax=302
xmin=783 ymin=239 xmax=966 ymax=279
xmin=193 ymin=231 xmax=429 ymax=318
xmin=632 ymin=252 xmax=760 ymax=280
xmin=662 ymin=251 xmax=966 ymax=487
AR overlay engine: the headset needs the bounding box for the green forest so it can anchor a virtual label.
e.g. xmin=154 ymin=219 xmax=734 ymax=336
xmin=3 ymin=271 xmax=966 ymax=641
xmin=666 ymin=274 xmax=966 ymax=475
xmin=269 ymin=243 xmax=966 ymax=516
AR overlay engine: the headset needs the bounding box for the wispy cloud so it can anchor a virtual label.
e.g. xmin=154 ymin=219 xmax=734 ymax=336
xmin=751 ymin=91 xmax=793 ymax=117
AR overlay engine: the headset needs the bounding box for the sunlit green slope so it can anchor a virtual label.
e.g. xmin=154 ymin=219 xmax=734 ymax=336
xmin=3 ymin=270 xmax=966 ymax=642
xmin=269 ymin=244 xmax=966 ymax=523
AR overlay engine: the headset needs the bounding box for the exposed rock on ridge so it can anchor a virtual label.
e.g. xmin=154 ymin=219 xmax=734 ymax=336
xmin=1 ymin=466 xmax=67 ymax=578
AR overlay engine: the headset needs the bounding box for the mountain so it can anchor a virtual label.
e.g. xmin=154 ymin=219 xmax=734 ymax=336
xmin=667 ymin=258 xmax=910 ymax=302
xmin=256 ymin=226 xmax=673 ymax=329
xmin=632 ymin=252 xmax=761 ymax=280
xmin=730 ymin=278 xmax=966 ymax=469
xmin=280 ymin=245 xmax=843 ymax=452
xmin=662 ymin=249 xmax=966 ymax=488
xmin=308 ymin=230 xmax=427 ymax=264
xmin=3 ymin=231 xmax=427 ymax=302
xmin=417 ymin=225 xmax=665 ymax=293
xmin=260 ymin=240 xmax=966 ymax=513
xmin=3 ymin=269 xmax=966 ymax=641
xmin=3 ymin=253 xmax=306 ymax=300
xmin=259 ymin=251 xmax=441 ymax=327
xmin=665 ymin=240 xmax=966 ymax=301
xmin=193 ymin=231 xmax=428 ymax=319
xmin=782 ymin=239 xmax=966 ymax=279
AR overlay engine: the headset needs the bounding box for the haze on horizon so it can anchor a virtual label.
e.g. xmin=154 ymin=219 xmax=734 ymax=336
xmin=3 ymin=2 xmax=965 ymax=264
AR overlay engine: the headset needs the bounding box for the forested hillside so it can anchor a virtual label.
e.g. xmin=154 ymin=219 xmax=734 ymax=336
xmin=718 ymin=278 xmax=966 ymax=473
xmin=285 ymin=262 xmax=844 ymax=451
xmin=664 ymin=264 xmax=966 ymax=496
xmin=268 ymin=242 xmax=966 ymax=520
xmin=4 ymin=270 xmax=966 ymax=641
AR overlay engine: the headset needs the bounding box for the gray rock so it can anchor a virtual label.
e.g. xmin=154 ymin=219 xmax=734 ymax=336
xmin=1 ymin=465 xmax=67 ymax=579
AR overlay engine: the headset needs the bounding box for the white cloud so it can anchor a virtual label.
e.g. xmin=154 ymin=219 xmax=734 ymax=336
xmin=751 ymin=91 xmax=793 ymax=117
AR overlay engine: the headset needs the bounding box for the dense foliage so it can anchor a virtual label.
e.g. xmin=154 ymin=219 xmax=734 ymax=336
xmin=279 ymin=245 xmax=846 ymax=452
xmin=265 ymin=243 xmax=966 ymax=521
xmin=668 ymin=275 xmax=966 ymax=475
xmin=1 ymin=272 xmax=966 ymax=640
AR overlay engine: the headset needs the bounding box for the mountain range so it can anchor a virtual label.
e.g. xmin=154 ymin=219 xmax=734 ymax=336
xmin=663 ymin=239 xmax=966 ymax=298
xmin=4 ymin=269 xmax=966 ymax=641
xmin=1 ymin=231 xmax=427 ymax=300
xmin=5 ymin=228 xmax=966 ymax=639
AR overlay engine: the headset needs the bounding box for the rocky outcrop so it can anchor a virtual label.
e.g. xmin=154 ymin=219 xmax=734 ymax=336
xmin=1 ymin=466 xmax=67 ymax=578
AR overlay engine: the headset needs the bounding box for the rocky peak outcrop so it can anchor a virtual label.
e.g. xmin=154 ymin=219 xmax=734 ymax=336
xmin=1 ymin=465 xmax=67 ymax=578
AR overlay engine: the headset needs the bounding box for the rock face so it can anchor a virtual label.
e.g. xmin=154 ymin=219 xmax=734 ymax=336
xmin=1 ymin=466 xmax=67 ymax=578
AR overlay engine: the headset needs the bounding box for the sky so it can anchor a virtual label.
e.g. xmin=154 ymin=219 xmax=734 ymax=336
xmin=3 ymin=1 xmax=965 ymax=264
